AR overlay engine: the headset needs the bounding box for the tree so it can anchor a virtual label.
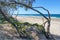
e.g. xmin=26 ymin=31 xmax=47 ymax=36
xmin=0 ymin=0 xmax=51 ymax=39
xmin=0 ymin=0 xmax=36 ymax=38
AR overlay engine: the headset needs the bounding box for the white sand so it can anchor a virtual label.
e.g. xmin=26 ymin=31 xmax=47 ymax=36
xmin=14 ymin=16 xmax=60 ymax=36
xmin=50 ymin=18 xmax=60 ymax=35
xmin=15 ymin=16 xmax=45 ymax=24
xmin=0 ymin=16 xmax=60 ymax=40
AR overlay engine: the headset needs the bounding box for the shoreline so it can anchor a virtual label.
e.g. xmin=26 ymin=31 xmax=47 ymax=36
xmin=13 ymin=16 xmax=60 ymax=23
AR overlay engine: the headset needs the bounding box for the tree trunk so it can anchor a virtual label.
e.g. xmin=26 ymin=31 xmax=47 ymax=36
xmin=0 ymin=8 xmax=20 ymax=36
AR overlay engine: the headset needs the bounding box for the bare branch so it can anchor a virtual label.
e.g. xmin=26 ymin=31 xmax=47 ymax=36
xmin=7 ymin=1 xmax=49 ymax=20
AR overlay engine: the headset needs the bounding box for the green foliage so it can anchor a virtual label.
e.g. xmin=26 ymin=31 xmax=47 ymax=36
xmin=9 ymin=17 xmax=45 ymax=39
xmin=9 ymin=17 xmax=44 ymax=37
xmin=32 ymin=23 xmax=39 ymax=26
xmin=0 ymin=0 xmax=35 ymax=10
xmin=0 ymin=15 xmax=45 ymax=39
xmin=0 ymin=2 xmax=6 ymax=7
xmin=0 ymin=0 xmax=48 ymax=39
xmin=0 ymin=14 xmax=6 ymax=24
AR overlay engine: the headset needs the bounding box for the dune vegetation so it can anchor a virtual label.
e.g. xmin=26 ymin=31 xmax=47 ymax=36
xmin=0 ymin=15 xmax=46 ymax=40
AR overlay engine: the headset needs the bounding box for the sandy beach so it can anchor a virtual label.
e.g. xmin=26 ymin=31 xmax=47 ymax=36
xmin=0 ymin=16 xmax=60 ymax=40
xmin=15 ymin=16 xmax=60 ymax=40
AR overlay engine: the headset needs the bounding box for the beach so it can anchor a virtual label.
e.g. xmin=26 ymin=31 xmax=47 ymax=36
xmin=15 ymin=16 xmax=60 ymax=40
xmin=0 ymin=16 xmax=60 ymax=40
xmin=14 ymin=16 xmax=60 ymax=35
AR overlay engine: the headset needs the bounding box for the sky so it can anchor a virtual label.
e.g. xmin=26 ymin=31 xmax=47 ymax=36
xmin=14 ymin=0 xmax=60 ymax=14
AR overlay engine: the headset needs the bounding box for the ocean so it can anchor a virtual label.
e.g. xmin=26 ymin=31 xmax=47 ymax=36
xmin=14 ymin=14 xmax=60 ymax=18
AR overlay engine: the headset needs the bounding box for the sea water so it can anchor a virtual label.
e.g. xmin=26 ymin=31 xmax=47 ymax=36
xmin=14 ymin=14 xmax=60 ymax=18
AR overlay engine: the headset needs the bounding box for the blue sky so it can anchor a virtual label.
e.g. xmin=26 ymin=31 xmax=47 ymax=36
xmin=14 ymin=0 xmax=60 ymax=14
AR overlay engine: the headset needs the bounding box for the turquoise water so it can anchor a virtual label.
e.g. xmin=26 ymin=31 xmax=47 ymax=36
xmin=14 ymin=14 xmax=60 ymax=18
